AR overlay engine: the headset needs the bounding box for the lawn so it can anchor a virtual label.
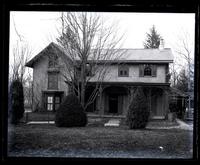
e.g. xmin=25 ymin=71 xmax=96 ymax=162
xmin=7 ymin=123 xmax=193 ymax=159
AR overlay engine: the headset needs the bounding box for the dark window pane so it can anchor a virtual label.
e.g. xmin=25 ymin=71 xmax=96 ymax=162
xmin=55 ymin=97 xmax=60 ymax=103
xmin=55 ymin=104 xmax=60 ymax=110
xmin=124 ymin=70 xmax=127 ymax=75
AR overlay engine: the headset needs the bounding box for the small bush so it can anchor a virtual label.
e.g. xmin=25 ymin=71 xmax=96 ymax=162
xmin=169 ymin=101 xmax=178 ymax=113
xmin=126 ymin=87 xmax=149 ymax=129
xmin=55 ymin=93 xmax=87 ymax=127
xmin=168 ymin=101 xmax=179 ymax=120
xmin=9 ymin=79 xmax=25 ymax=124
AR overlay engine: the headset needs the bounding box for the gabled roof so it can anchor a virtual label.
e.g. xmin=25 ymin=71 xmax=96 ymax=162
xmin=26 ymin=42 xmax=173 ymax=68
xmin=119 ymin=48 xmax=173 ymax=62
xmin=87 ymin=48 xmax=173 ymax=63
xmin=25 ymin=42 xmax=70 ymax=68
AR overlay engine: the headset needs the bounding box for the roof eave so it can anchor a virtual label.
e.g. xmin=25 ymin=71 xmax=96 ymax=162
xmin=87 ymin=60 xmax=173 ymax=64
xmin=25 ymin=61 xmax=34 ymax=68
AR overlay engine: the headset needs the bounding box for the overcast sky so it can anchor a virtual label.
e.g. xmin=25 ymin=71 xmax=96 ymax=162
xmin=9 ymin=11 xmax=195 ymax=69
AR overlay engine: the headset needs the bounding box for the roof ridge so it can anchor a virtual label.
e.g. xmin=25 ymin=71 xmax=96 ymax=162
xmin=91 ymin=48 xmax=171 ymax=50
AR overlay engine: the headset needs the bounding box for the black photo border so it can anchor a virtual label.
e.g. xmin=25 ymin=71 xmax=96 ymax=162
xmin=1 ymin=0 xmax=199 ymax=163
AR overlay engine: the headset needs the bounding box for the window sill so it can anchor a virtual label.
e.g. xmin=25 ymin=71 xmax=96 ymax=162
xmin=143 ymin=76 xmax=156 ymax=77
xmin=47 ymin=68 xmax=60 ymax=73
xmin=118 ymin=75 xmax=129 ymax=77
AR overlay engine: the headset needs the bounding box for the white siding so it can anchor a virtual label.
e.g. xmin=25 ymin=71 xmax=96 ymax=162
xmin=89 ymin=64 xmax=167 ymax=83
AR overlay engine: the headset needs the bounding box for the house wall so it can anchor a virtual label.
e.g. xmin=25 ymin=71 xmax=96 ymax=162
xmin=32 ymin=56 xmax=69 ymax=111
xmin=89 ymin=64 xmax=167 ymax=83
xmin=32 ymin=56 xmax=48 ymax=111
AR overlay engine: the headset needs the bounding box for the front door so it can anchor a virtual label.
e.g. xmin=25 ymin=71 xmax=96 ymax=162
xmin=109 ymin=94 xmax=118 ymax=114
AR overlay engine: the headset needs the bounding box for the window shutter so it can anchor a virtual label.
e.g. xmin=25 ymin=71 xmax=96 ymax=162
xmin=139 ymin=64 xmax=144 ymax=77
xmin=152 ymin=65 xmax=157 ymax=77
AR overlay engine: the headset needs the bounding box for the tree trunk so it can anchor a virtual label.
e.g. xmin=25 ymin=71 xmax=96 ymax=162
xmin=80 ymin=59 xmax=86 ymax=108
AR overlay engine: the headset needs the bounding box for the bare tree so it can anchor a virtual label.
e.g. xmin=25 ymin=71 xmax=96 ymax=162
xmin=56 ymin=12 xmax=125 ymax=110
xmin=174 ymin=30 xmax=194 ymax=92
xmin=10 ymin=15 xmax=33 ymax=111
xmin=172 ymin=30 xmax=194 ymax=116
xmin=10 ymin=41 xmax=32 ymax=84
xmin=169 ymin=55 xmax=183 ymax=87
xmin=10 ymin=14 xmax=32 ymax=84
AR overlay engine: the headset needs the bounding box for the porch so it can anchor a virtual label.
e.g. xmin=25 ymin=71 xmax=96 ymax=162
xmin=85 ymin=84 xmax=170 ymax=120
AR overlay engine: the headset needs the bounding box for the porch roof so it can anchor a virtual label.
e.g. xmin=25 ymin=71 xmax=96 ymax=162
xmin=87 ymin=81 xmax=171 ymax=86
xmin=168 ymin=87 xmax=188 ymax=97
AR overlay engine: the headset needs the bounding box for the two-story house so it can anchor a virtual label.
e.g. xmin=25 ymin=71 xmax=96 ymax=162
xmin=26 ymin=42 xmax=173 ymax=119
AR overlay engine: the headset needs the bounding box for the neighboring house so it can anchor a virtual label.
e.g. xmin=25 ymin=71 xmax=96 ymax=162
xmin=168 ymin=87 xmax=188 ymax=119
xmin=26 ymin=42 xmax=173 ymax=119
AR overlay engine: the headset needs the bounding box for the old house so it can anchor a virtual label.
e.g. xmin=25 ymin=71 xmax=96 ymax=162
xmin=26 ymin=42 xmax=173 ymax=119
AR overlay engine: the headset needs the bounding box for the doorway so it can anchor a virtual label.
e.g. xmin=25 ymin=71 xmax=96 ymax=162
xmin=109 ymin=94 xmax=118 ymax=114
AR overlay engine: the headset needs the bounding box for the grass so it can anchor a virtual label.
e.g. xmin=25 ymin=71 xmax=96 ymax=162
xmin=7 ymin=123 xmax=193 ymax=158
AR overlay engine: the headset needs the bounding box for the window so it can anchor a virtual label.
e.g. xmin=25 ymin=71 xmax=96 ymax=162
xmin=86 ymin=64 xmax=94 ymax=77
xmin=47 ymin=96 xmax=53 ymax=111
xmin=139 ymin=64 xmax=157 ymax=77
xmin=48 ymin=54 xmax=58 ymax=68
xmin=118 ymin=66 xmax=129 ymax=77
xmin=55 ymin=96 xmax=61 ymax=110
xmin=144 ymin=65 xmax=152 ymax=76
xmin=45 ymin=94 xmax=62 ymax=111
xmin=48 ymin=72 xmax=58 ymax=89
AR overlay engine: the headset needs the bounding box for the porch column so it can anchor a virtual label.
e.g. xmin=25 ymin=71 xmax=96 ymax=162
xmin=99 ymin=85 xmax=104 ymax=115
xmin=163 ymin=87 xmax=169 ymax=115
xmin=126 ymin=86 xmax=135 ymax=116
xmin=129 ymin=86 xmax=135 ymax=102
xmin=149 ymin=88 xmax=152 ymax=117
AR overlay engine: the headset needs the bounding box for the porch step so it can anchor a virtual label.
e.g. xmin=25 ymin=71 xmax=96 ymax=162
xmin=27 ymin=121 xmax=55 ymax=124
xmin=87 ymin=114 xmax=126 ymax=119
xmin=151 ymin=116 xmax=165 ymax=120
xmin=104 ymin=119 xmax=121 ymax=127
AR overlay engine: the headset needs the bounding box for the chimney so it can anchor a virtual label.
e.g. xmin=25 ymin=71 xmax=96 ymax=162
xmin=159 ymin=38 xmax=164 ymax=50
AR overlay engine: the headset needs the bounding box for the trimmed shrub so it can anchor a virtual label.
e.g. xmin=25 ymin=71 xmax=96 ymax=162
xmin=168 ymin=101 xmax=178 ymax=120
xmin=126 ymin=87 xmax=149 ymax=129
xmin=9 ymin=79 xmax=25 ymax=124
xmin=169 ymin=101 xmax=178 ymax=113
xmin=55 ymin=93 xmax=87 ymax=127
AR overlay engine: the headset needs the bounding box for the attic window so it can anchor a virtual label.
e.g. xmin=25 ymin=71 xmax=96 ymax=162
xmin=139 ymin=64 xmax=157 ymax=77
xmin=144 ymin=65 xmax=152 ymax=76
xmin=48 ymin=54 xmax=58 ymax=68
